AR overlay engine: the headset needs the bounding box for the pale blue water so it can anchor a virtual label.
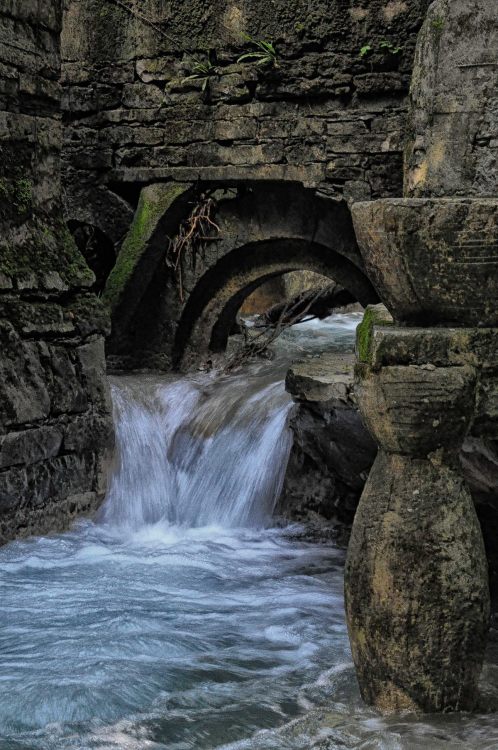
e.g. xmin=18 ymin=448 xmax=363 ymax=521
xmin=1 ymin=314 xmax=498 ymax=749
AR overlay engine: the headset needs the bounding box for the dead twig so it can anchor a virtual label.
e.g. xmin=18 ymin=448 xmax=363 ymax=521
xmin=224 ymin=284 xmax=336 ymax=372
xmin=166 ymin=194 xmax=221 ymax=301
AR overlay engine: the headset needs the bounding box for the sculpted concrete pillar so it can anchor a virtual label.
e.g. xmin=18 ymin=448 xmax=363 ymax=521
xmin=344 ymin=0 xmax=498 ymax=713
xmin=346 ymin=318 xmax=491 ymax=712
xmin=346 ymin=199 xmax=498 ymax=712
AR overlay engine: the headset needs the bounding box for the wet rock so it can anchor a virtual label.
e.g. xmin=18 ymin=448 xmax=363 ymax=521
xmin=277 ymin=352 xmax=377 ymax=526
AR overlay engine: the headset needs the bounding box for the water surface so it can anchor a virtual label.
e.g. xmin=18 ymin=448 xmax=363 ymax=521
xmin=1 ymin=314 xmax=497 ymax=749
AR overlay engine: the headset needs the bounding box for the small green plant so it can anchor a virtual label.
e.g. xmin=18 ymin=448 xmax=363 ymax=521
xmin=359 ymin=41 xmax=402 ymax=59
xmin=294 ymin=21 xmax=305 ymax=33
xmin=238 ymin=34 xmax=278 ymax=67
xmin=379 ymin=40 xmax=402 ymax=55
xmin=182 ymin=54 xmax=218 ymax=91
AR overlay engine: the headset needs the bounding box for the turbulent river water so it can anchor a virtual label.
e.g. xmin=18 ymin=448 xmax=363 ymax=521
xmin=1 ymin=313 xmax=498 ymax=750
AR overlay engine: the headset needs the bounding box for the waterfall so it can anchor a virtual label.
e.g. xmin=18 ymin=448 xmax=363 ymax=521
xmin=1 ymin=314 xmax=495 ymax=750
xmin=100 ymin=372 xmax=294 ymax=531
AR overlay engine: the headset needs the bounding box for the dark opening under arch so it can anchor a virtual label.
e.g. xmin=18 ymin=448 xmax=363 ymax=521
xmin=174 ymin=237 xmax=378 ymax=369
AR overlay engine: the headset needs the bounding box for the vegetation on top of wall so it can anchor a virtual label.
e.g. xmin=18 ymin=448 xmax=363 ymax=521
xmin=359 ymin=40 xmax=403 ymax=59
xmin=237 ymin=35 xmax=278 ymax=68
xmin=182 ymin=54 xmax=219 ymax=91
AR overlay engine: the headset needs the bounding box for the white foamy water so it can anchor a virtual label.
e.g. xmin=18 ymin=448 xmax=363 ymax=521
xmin=1 ymin=313 xmax=498 ymax=750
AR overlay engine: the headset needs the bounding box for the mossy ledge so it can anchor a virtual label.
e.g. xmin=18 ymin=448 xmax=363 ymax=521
xmin=356 ymin=303 xmax=394 ymax=364
xmin=103 ymin=183 xmax=187 ymax=314
xmin=0 ymin=217 xmax=95 ymax=290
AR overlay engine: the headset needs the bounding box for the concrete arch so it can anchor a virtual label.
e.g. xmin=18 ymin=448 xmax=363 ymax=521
xmin=64 ymin=186 xmax=134 ymax=248
xmin=106 ymin=181 xmax=379 ymax=370
xmin=174 ymin=237 xmax=377 ymax=368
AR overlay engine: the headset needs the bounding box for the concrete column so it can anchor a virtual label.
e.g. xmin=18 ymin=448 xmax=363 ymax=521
xmin=345 ymin=320 xmax=491 ymax=713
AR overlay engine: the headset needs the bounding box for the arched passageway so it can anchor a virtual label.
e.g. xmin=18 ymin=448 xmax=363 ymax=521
xmin=104 ymin=181 xmax=379 ymax=371
xmin=67 ymin=220 xmax=116 ymax=295
xmin=174 ymin=237 xmax=376 ymax=368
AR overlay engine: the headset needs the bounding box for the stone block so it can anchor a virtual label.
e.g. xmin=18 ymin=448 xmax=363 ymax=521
xmin=352 ymin=197 xmax=498 ymax=327
xmin=76 ymin=337 xmax=113 ymax=414
xmin=286 ymin=353 xmax=354 ymax=403
xmin=0 ymin=426 xmax=62 ymax=469
xmin=122 ymin=82 xmax=164 ymax=109
xmin=44 ymin=345 xmax=89 ymax=416
xmin=0 ymin=323 xmax=51 ymax=429
xmin=357 ymin=363 xmax=477 ymax=456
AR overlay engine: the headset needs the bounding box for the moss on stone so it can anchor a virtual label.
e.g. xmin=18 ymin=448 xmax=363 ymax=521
xmin=0 ymin=217 xmax=95 ymax=288
xmin=0 ymin=176 xmax=33 ymax=216
xmin=0 ymin=179 xmax=9 ymax=201
xmin=13 ymin=179 xmax=33 ymax=214
xmin=103 ymin=183 xmax=186 ymax=313
xmin=356 ymin=304 xmax=394 ymax=364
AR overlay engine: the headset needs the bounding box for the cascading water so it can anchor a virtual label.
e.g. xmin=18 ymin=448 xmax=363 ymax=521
xmin=1 ymin=313 xmax=498 ymax=750
xmin=101 ymin=375 xmax=293 ymax=531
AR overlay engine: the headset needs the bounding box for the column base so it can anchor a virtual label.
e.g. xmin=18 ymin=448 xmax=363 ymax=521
xmin=345 ymin=451 xmax=490 ymax=713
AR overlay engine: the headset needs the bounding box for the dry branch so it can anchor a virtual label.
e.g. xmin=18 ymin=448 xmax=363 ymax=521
xmin=224 ymin=284 xmax=340 ymax=372
xmin=166 ymin=194 xmax=220 ymax=301
xmin=261 ymin=283 xmax=356 ymax=326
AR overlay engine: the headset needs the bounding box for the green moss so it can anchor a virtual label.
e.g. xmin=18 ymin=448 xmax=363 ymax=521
xmin=0 ymin=176 xmax=32 ymax=216
xmin=13 ymin=178 xmax=33 ymax=214
xmin=103 ymin=183 xmax=187 ymax=313
xmin=431 ymin=17 xmax=444 ymax=32
xmin=356 ymin=305 xmax=394 ymax=364
xmin=0 ymin=217 xmax=95 ymax=288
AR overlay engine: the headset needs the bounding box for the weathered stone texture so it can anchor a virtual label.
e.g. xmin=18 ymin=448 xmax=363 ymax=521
xmin=346 ymin=450 xmax=489 ymax=713
xmin=346 ymin=317 xmax=493 ymax=713
xmin=60 ymin=0 xmax=431 ymax=237
xmin=278 ymin=352 xmax=377 ymax=526
xmin=405 ymin=0 xmax=498 ymax=198
xmin=352 ymin=198 xmax=498 ymax=327
xmin=0 ymin=0 xmax=114 ymax=543
xmin=105 ymin=181 xmax=378 ymax=371
xmin=279 ymin=342 xmax=498 ymax=596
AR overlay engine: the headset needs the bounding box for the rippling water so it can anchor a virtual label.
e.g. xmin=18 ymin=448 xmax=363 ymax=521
xmin=1 ymin=313 xmax=498 ymax=749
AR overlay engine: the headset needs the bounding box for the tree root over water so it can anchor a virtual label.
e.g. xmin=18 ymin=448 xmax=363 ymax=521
xmin=224 ymin=283 xmax=354 ymax=372
xmin=166 ymin=192 xmax=221 ymax=301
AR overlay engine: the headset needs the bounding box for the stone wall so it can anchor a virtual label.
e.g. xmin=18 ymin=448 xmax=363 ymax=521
xmin=405 ymin=0 xmax=498 ymax=197
xmin=61 ymin=0 xmax=431 ymax=244
xmin=103 ymin=182 xmax=378 ymax=371
xmin=0 ymin=0 xmax=114 ymax=542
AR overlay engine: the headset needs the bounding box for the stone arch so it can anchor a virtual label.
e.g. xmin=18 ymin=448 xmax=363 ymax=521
xmin=64 ymin=186 xmax=134 ymax=248
xmin=106 ymin=180 xmax=379 ymax=370
xmin=66 ymin=220 xmax=116 ymax=294
xmin=174 ymin=237 xmax=377 ymax=368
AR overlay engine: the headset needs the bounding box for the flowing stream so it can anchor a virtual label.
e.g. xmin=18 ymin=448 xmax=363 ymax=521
xmin=1 ymin=314 xmax=498 ymax=749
